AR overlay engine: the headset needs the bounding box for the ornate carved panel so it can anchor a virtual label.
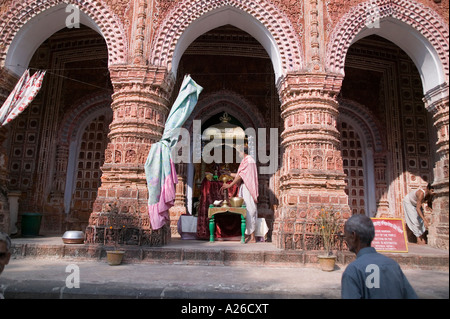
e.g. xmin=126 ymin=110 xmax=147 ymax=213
xmin=399 ymin=59 xmax=434 ymax=188
xmin=150 ymin=0 xmax=303 ymax=74
xmin=71 ymin=114 xmax=111 ymax=226
xmin=339 ymin=121 xmax=366 ymax=215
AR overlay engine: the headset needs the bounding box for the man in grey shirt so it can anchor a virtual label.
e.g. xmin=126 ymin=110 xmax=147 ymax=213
xmin=341 ymin=214 xmax=418 ymax=299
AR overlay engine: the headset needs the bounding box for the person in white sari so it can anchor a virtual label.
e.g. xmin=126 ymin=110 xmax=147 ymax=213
xmin=220 ymin=146 xmax=259 ymax=243
xmin=402 ymin=183 xmax=434 ymax=244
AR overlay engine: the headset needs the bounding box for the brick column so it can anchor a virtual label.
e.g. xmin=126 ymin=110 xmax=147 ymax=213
xmin=424 ymin=84 xmax=449 ymax=250
xmin=85 ymin=65 xmax=174 ymax=246
xmin=273 ymin=73 xmax=350 ymax=250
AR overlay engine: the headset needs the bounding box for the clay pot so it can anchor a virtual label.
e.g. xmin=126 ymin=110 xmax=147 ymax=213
xmin=318 ymin=255 xmax=337 ymax=272
xmin=106 ymin=250 xmax=125 ymax=266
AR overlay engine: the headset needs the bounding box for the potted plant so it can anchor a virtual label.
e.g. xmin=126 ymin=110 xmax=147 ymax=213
xmin=106 ymin=249 xmax=125 ymax=266
xmin=315 ymin=208 xmax=342 ymax=271
xmin=104 ymin=201 xmax=126 ymax=266
xmin=106 ymin=226 xmax=126 ymax=266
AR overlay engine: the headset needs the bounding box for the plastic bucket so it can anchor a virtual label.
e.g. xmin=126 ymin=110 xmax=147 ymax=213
xmin=21 ymin=213 xmax=43 ymax=237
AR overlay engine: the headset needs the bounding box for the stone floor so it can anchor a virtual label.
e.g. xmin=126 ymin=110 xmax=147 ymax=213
xmin=9 ymin=234 xmax=449 ymax=269
xmin=1 ymin=234 xmax=448 ymax=300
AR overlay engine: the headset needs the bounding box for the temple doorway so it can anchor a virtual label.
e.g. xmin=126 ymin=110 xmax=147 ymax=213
xmin=192 ymin=111 xmax=247 ymax=241
xmin=5 ymin=25 xmax=112 ymax=233
xmin=340 ymin=35 xmax=436 ymax=243
xmin=170 ymin=25 xmax=280 ymax=241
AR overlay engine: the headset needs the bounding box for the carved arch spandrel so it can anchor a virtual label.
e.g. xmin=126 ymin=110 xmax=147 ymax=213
xmin=326 ymin=0 xmax=449 ymax=91
xmin=0 ymin=0 xmax=129 ymax=73
xmin=149 ymin=0 xmax=304 ymax=82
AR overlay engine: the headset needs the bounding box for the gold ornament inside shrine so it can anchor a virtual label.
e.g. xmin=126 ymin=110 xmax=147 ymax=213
xmin=193 ymin=112 xmax=247 ymax=199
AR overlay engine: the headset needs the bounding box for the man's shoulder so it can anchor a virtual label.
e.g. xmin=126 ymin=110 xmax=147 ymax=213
xmin=362 ymin=250 xmax=399 ymax=265
xmin=350 ymin=249 xmax=399 ymax=269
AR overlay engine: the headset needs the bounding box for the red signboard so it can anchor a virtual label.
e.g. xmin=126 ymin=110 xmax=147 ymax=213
xmin=371 ymin=218 xmax=408 ymax=253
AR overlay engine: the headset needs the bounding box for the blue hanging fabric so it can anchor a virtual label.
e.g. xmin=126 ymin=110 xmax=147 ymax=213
xmin=144 ymin=74 xmax=203 ymax=230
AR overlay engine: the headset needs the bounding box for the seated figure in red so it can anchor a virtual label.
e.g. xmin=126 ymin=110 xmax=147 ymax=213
xmin=196 ymin=166 xmax=241 ymax=241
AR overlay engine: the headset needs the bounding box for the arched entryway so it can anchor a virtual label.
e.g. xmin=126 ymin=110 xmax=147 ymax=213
xmin=57 ymin=93 xmax=113 ymax=230
xmin=1 ymin=1 xmax=127 ymax=76
xmin=0 ymin=2 xmax=117 ymax=233
xmin=338 ymin=98 xmax=386 ymax=218
xmin=184 ymin=90 xmax=266 ymax=215
xmin=329 ymin=0 xmax=449 ymax=248
xmin=150 ymin=0 xmax=303 ymax=84
xmin=153 ymin=13 xmax=285 ymax=239
xmin=326 ymin=1 xmax=448 ymax=95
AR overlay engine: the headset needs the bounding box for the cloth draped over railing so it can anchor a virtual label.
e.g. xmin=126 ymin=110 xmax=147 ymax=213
xmin=0 ymin=69 xmax=46 ymax=127
xmin=145 ymin=75 xmax=203 ymax=230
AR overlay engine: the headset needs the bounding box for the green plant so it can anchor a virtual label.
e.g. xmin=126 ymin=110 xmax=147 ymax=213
xmin=104 ymin=200 xmax=125 ymax=249
xmin=315 ymin=208 xmax=342 ymax=256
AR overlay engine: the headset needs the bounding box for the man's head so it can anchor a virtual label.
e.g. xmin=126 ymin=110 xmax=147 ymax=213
xmin=343 ymin=214 xmax=375 ymax=255
xmin=243 ymin=144 xmax=249 ymax=155
xmin=0 ymin=232 xmax=11 ymax=276
xmin=236 ymin=144 xmax=249 ymax=160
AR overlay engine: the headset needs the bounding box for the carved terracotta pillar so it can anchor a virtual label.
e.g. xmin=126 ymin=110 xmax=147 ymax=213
xmin=85 ymin=65 xmax=174 ymax=246
xmin=273 ymin=73 xmax=350 ymax=250
xmin=169 ymin=162 xmax=188 ymax=235
xmin=48 ymin=144 xmax=69 ymax=214
xmin=424 ymin=84 xmax=449 ymax=250
xmin=258 ymin=174 xmax=273 ymax=240
xmin=373 ymin=153 xmax=389 ymax=217
xmin=0 ymin=67 xmax=19 ymax=233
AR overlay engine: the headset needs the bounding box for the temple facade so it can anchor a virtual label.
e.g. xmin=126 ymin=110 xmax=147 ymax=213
xmin=0 ymin=0 xmax=448 ymax=250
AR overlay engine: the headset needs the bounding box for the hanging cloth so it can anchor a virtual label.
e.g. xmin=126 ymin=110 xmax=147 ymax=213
xmin=0 ymin=69 xmax=46 ymax=127
xmin=145 ymin=74 xmax=203 ymax=230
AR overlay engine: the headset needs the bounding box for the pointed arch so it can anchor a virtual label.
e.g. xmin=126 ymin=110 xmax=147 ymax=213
xmin=326 ymin=0 xmax=449 ymax=95
xmin=338 ymin=98 xmax=386 ymax=153
xmin=338 ymin=98 xmax=387 ymax=217
xmin=185 ymin=90 xmax=266 ymax=132
xmin=0 ymin=0 xmax=128 ymax=76
xmin=150 ymin=0 xmax=303 ymax=85
xmin=58 ymin=92 xmax=113 ymax=147
xmin=58 ymin=92 xmax=113 ymax=215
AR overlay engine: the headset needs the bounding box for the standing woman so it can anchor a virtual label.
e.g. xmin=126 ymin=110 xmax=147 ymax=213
xmin=402 ymin=183 xmax=434 ymax=244
xmin=220 ymin=145 xmax=259 ymax=243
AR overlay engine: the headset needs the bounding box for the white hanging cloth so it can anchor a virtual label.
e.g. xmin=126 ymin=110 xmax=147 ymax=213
xmin=0 ymin=69 xmax=46 ymax=127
